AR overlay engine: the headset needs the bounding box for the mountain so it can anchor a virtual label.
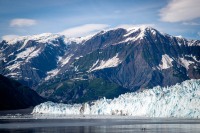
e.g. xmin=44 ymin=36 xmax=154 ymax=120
xmin=0 ymin=33 xmax=82 ymax=88
xmin=0 ymin=74 xmax=45 ymax=110
xmin=0 ymin=26 xmax=200 ymax=103
xmin=33 ymin=79 xmax=200 ymax=118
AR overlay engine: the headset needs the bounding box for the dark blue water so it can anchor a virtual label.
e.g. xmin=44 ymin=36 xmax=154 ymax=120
xmin=1 ymin=119 xmax=200 ymax=133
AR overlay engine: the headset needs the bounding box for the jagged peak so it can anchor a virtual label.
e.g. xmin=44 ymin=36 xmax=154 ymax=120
xmin=92 ymin=25 xmax=158 ymax=43
xmin=63 ymin=34 xmax=93 ymax=45
xmin=3 ymin=32 xmax=94 ymax=46
xmin=123 ymin=25 xmax=155 ymax=32
xmin=119 ymin=26 xmax=158 ymax=42
xmin=98 ymin=25 xmax=156 ymax=34
xmin=4 ymin=33 xmax=63 ymax=45
xmin=2 ymin=26 xmax=199 ymax=47
xmin=1 ymin=25 xmax=160 ymax=46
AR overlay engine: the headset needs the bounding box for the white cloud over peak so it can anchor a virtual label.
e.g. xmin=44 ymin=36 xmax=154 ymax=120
xmin=10 ymin=18 xmax=37 ymax=27
xmin=115 ymin=24 xmax=155 ymax=29
xmin=60 ymin=24 xmax=109 ymax=37
xmin=2 ymin=35 xmax=19 ymax=41
xmin=160 ymin=0 xmax=200 ymax=22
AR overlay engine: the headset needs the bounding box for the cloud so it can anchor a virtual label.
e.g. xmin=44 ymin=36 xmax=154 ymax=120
xmin=2 ymin=35 xmax=19 ymax=41
xmin=198 ymin=32 xmax=200 ymax=37
xmin=182 ymin=22 xmax=200 ymax=26
xmin=10 ymin=18 xmax=37 ymax=27
xmin=60 ymin=24 xmax=109 ymax=37
xmin=115 ymin=24 xmax=155 ymax=29
xmin=160 ymin=0 xmax=200 ymax=22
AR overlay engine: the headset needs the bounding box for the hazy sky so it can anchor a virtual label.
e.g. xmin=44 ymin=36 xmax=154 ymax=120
xmin=0 ymin=0 xmax=200 ymax=40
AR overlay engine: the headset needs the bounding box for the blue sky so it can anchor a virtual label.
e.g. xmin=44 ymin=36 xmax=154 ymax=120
xmin=0 ymin=0 xmax=200 ymax=40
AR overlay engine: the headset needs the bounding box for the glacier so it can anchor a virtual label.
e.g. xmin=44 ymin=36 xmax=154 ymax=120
xmin=32 ymin=79 xmax=200 ymax=118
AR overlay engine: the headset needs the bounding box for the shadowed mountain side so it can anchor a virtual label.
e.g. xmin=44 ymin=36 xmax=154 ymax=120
xmin=0 ymin=74 xmax=46 ymax=110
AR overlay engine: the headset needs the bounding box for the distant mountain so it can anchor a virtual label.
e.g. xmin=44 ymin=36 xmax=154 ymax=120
xmin=0 ymin=26 xmax=199 ymax=103
xmin=0 ymin=74 xmax=45 ymax=110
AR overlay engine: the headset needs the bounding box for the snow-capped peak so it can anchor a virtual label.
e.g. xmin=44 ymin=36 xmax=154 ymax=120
xmin=4 ymin=33 xmax=62 ymax=45
xmin=63 ymin=34 xmax=93 ymax=45
xmin=123 ymin=25 xmax=154 ymax=32
xmin=3 ymin=26 xmax=158 ymax=46
xmin=121 ymin=26 xmax=156 ymax=42
xmin=175 ymin=35 xmax=183 ymax=38
xmin=3 ymin=32 xmax=94 ymax=46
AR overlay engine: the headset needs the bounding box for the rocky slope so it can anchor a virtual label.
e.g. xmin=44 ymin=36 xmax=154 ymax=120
xmin=0 ymin=74 xmax=45 ymax=110
xmin=0 ymin=26 xmax=199 ymax=103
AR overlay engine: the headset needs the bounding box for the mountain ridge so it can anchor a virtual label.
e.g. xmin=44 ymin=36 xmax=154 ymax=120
xmin=0 ymin=26 xmax=199 ymax=103
xmin=0 ymin=74 xmax=45 ymax=110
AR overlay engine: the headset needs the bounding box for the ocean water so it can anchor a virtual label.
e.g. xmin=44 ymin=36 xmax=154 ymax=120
xmin=1 ymin=118 xmax=200 ymax=133
xmin=1 ymin=109 xmax=200 ymax=133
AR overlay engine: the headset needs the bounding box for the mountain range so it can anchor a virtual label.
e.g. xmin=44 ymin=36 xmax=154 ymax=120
xmin=0 ymin=26 xmax=199 ymax=103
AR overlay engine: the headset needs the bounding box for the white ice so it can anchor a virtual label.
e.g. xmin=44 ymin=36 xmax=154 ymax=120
xmin=32 ymin=79 xmax=200 ymax=118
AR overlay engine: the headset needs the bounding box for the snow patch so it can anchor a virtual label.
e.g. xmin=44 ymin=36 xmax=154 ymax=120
xmin=88 ymin=60 xmax=99 ymax=72
xmin=26 ymin=48 xmax=41 ymax=62
xmin=159 ymin=54 xmax=173 ymax=69
xmin=151 ymin=29 xmax=157 ymax=35
xmin=179 ymin=57 xmax=194 ymax=70
xmin=59 ymin=54 xmax=73 ymax=67
xmin=75 ymin=56 xmax=83 ymax=60
xmin=90 ymin=54 xmax=121 ymax=71
xmin=6 ymin=61 xmax=22 ymax=71
xmin=185 ymin=55 xmax=200 ymax=63
xmin=16 ymin=47 xmax=36 ymax=59
xmin=45 ymin=69 xmax=59 ymax=81
xmin=176 ymin=35 xmax=183 ymax=38
xmin=5 ymin=72 xmax=20 ymax=78
xmin=18 ymin=39 xmax=29 ymax=51
xmin=188 ymin=40 xmax=200 ymax=46
xmin=32 ymin=79 xmax=200 ymax=118
xmin=15 ymin=47 xmax=40 ymax=62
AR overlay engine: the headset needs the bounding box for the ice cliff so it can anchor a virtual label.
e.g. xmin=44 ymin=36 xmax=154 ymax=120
xmin=32 ymin=79 xmax=200 ymax=118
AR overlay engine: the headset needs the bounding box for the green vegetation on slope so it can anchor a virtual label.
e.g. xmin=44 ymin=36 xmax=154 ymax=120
xmin=37 ymin=78 xmax=127 ymax=103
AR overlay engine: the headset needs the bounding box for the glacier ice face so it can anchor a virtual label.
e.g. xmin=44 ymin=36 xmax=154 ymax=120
xmin=32 ymin=79 xmax=200 ymax=118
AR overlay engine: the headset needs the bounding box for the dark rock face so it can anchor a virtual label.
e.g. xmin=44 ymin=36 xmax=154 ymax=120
xmin=0 ymin=27 xmax=199 ymax=103
xmin=0 ymin=74 xmax=45 ymax=110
